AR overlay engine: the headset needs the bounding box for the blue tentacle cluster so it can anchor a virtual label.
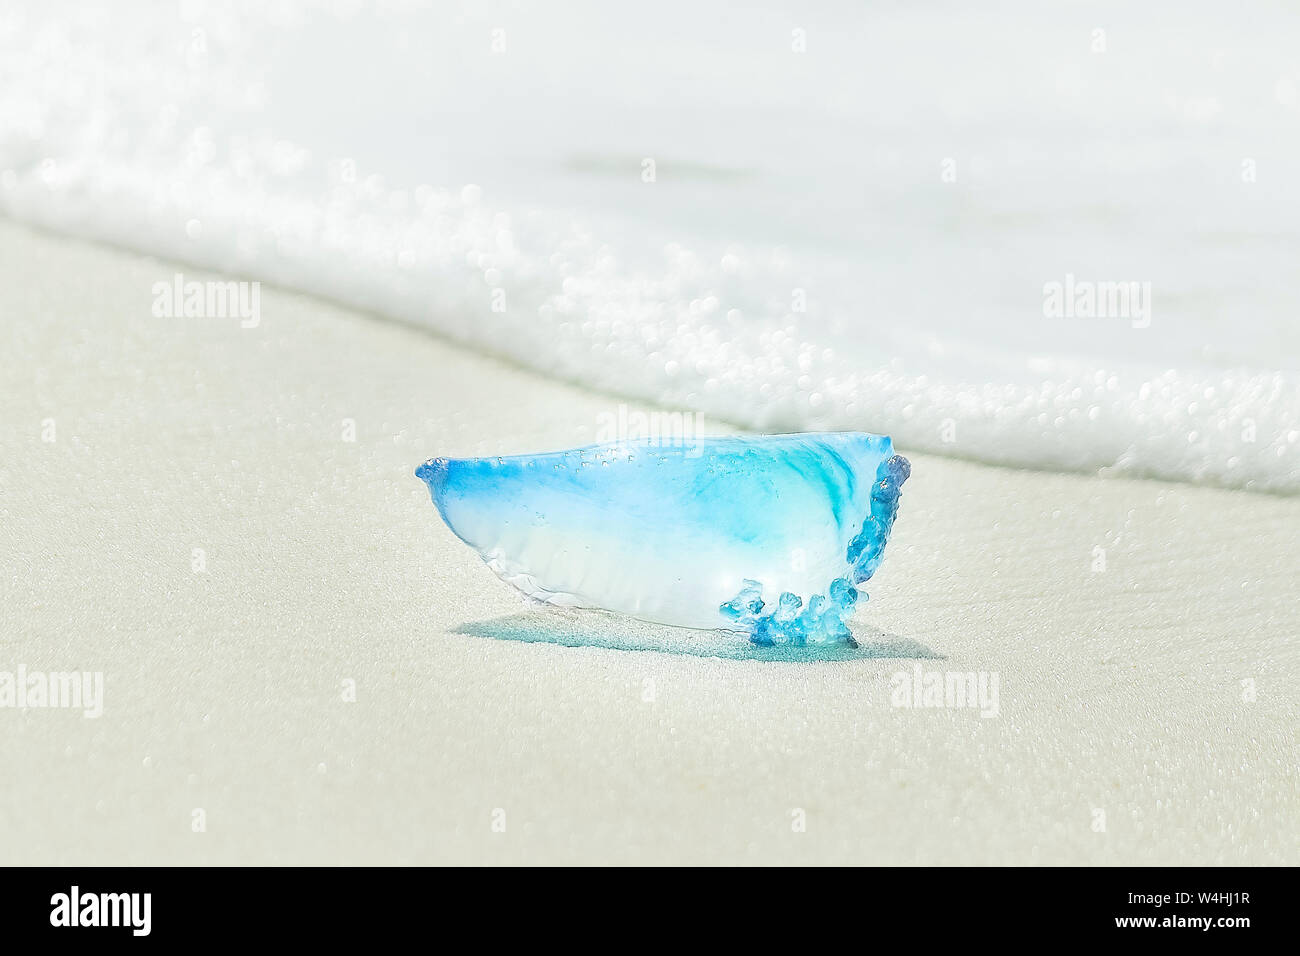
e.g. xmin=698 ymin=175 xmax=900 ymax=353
xmin=719 ymin=454 xmax=910 ymax=646
xmin=847 ymin=454 xmax=911 ymax=583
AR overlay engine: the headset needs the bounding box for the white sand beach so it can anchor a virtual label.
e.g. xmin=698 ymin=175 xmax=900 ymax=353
xmin=2 ymin=219 xmax=1296 ymax=865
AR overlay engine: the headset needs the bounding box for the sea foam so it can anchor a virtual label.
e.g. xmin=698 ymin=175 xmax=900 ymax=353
xmin=2 ymin=1 xmax=1297 ymax=492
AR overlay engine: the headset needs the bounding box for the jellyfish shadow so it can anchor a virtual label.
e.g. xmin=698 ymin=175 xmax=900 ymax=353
xmin=454 ymin=610 xmax=943 ymax=662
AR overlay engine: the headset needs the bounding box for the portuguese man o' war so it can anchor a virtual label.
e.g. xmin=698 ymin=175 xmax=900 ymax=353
xmin=416 ymin=433 xmax=910 ymax=647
